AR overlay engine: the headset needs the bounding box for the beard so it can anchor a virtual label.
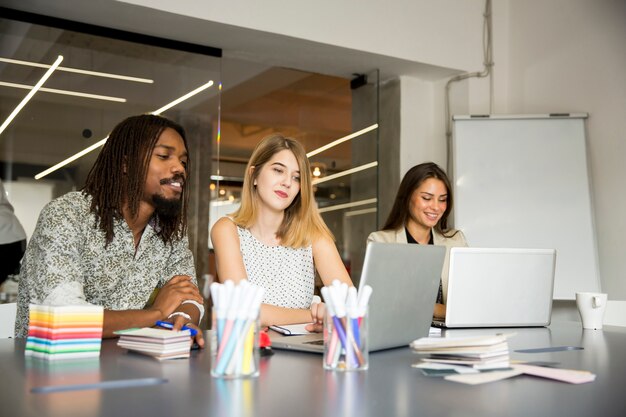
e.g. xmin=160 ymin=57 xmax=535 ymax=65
xmin=151 ymin=193 xmax=183 ymax=219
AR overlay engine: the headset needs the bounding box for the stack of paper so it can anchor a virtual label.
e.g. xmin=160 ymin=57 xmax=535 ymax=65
xmin=116 ymin=328 xmax=192 ymax=360
xmin=26 ymin=305 xmax=104 ymax=360
xmin=410 ymin=334 xmax=510 ymax=370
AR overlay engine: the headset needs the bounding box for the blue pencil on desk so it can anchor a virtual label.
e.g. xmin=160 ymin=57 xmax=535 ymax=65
xmin=155 ymin=321 xmax=198 ymax=337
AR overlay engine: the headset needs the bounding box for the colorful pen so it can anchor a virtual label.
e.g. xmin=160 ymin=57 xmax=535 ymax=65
xmin=155 ymin=320 xmax=198 ymax=337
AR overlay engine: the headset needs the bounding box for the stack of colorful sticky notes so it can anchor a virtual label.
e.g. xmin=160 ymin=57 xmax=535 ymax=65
xmin=26 ymin=304 xmax=104 ymax=360
xmin=116 ymin=328 xmax=193 ymax=360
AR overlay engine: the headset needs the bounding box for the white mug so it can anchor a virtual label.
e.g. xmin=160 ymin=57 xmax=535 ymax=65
xmin=576 ymin=292 xmax=608 ymax=330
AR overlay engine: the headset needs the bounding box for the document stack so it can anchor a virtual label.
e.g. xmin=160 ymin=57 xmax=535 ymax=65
xmin=116 ymin=327 xmax=193 ymax=360
xmin=410 ymin=334 xmax=510 ymax=370
xmin=25 ymin=304 xmax=104 ymax=360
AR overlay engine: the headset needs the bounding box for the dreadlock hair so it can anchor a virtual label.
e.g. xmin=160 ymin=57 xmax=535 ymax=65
xmin=82 ymin=114 xmax=190 ymax=246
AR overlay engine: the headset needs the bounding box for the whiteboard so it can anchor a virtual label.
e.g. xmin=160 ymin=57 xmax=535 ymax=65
xmin=452 ymin=115 xmax=600 ymax=300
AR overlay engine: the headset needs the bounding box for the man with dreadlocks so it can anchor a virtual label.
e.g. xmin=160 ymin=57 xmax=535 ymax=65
xmin=14 ymin=114 xmax=205 ymax=347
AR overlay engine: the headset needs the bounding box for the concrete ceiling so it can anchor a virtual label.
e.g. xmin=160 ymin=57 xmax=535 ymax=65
xmin=0 ymin=0 xmax=461 ymax=81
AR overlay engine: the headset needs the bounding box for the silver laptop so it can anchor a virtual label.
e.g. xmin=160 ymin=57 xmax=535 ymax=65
xmin=270 ymin=242 xmax=445 ymax=352
xmin=434 ymin=247 xmax=556 ymax=328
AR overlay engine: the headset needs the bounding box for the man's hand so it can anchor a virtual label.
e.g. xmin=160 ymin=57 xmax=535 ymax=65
xmin=167 ymin=313 xmax=205 ymax=348
xmin=150 ymin=275 xmax=203 ymax=319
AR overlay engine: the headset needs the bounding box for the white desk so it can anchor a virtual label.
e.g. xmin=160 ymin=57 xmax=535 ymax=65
xmin=1 ymin=322 xmax=625 ymax=417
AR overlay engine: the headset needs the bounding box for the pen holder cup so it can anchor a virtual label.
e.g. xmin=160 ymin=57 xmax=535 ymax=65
xmin=210 ymin=309 xmax=260 ymax=378
xmin=323 ymin=308 xmax=368 ymax=371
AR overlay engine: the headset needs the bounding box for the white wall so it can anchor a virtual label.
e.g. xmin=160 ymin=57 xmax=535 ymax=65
xmin=119 ymin=0 xmax=485 ymax=73
xmin=398 ymin=76 xmax=457 ymax=176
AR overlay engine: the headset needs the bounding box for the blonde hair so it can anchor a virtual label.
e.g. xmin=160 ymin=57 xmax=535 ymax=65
xmin=231 ymin=133 xmax=333 ymax=247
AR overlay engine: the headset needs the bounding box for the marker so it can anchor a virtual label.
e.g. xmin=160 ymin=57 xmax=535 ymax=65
xmin=215 ymin=283 xmax=241 ymax=365
xmin=155 ymin=321 xmax=198 ymax=337
xmin=346 ymin=287 xmax=360 ymax=348
xmin=357 ymin=285 xmax=373 ymax=318
xmin=321 ymin=286 xmax=340 ymax=367
xmin=329 ymin=284 xmax=358 ymax=368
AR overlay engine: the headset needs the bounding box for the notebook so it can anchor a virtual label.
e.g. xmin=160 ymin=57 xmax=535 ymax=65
xmin=270 ymin=242 xmax=445 ymax=353
xmin=433 ymin=247 xmax=556 ymax=328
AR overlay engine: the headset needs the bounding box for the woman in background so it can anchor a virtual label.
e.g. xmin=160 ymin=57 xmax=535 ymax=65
xmin=211 ymin=134 xmax=352 ymax=331
xmin=368 ymin=162 xmax=467 ymax=319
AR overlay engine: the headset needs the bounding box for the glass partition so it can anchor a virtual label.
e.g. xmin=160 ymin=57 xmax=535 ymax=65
xmin=0 ymin=15 xmax=380 ymax=297
xmin=0 ymin=16 xmax=221 ymax=297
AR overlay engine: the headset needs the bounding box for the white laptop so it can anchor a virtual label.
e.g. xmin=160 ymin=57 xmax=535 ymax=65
xmin=270 ymin=242 xmax=445 ymax=353
xmin=433 ymin=247 xmax=556 ymax=328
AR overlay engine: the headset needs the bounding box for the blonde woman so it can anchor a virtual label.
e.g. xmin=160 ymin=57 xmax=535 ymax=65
xmin=211 ymin=134 xmax=352 ymax=331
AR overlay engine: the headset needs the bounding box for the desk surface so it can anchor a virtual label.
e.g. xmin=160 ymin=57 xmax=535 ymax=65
xmin=1 ymin=322 xmax=625 ymax=417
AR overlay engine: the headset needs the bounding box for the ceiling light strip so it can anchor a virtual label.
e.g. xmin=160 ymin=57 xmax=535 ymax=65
xmin=35 ymin=137 xmax=109 ymax=180
xmin=0 ymin=81 xmax=126 ymax=102
xmin=151 ymin=81 xmax=214 ymax=115
xmin=312 ymin=161 xmax=378 ymax=185
xmin=318 ymin=198 xmax=377 ymax=214
xmin=0 ymin=55 xmax=63 ymax=137
xmin=0 ymin=57 xmax=153 ymax=83
xmin=35 ymin=79 xmax=215 ymax=180
xmin=306 ymin=123 xmax=378 ymax=158
xmin=344 ymin=207 xmax=377 ymax=217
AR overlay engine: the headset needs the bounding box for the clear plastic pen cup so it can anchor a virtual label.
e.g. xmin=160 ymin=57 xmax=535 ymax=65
xmin=210 ymin=308 xmax=260 ymax=378
xmin=323 ymin=307 xmax=368 ymax=371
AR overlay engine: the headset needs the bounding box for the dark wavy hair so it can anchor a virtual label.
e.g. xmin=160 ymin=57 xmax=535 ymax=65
xmin=382 ymin=162 xmax=457 ymax=237
xmin=82 ymin=114 xmax=189 ymax=245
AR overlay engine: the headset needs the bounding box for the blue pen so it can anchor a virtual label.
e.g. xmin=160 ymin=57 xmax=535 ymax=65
xmin=155 ymin=320 xmax=198 ymax=337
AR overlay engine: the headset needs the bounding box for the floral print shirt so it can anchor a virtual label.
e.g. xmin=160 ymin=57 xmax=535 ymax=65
xmin=14 ymin=191 xmax=196 ymax=337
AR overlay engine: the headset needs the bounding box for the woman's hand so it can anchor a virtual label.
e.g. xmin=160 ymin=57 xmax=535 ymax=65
xmin=305 ymin=301 xmax=325 ymax=333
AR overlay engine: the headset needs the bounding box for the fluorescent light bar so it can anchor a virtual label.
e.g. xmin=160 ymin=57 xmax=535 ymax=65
xmin=306 ymin=123 xmax=378 ymax=158
xmin=35 ymin=137 xmax=108 ymax=180
xmin=0 ymin=57 xmax=153 ymax=83
xmin=0 ymin=81 xmax=126 ymax=102
xmin=344 ymin=207 xmax=377 ymax=217
xmin=312 ymin=161 xmax=378 ymax=185
xmin=0 ymin=55 xmax=63 ymax=137
xmin=35 ymin=79 xmax=215 ymax=180
xmin=151 ymin=81 xmax=214 ymax=115
xmin=318 ymin=198 xmax=377 ymax=214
